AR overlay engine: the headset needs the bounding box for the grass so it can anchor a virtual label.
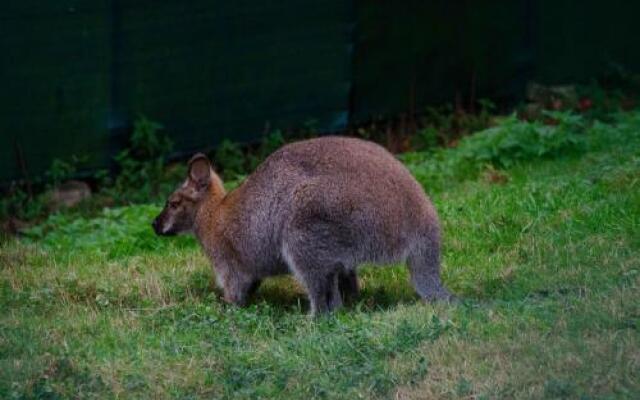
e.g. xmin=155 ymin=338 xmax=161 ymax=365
xmin=1 ymin=112 xmax=639 ymax=399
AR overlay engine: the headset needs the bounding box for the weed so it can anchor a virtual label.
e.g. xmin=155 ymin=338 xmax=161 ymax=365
xmin=403 ymin=110 xmax=587 ymax=194
xmin=248 ymin=130 xmax=286 ymax=171
xmin=215 ymin=130 xmax=287 ymax=180
xmin=0 ymin=186 xmax=44 ymax=223
xmin=109 ymin=115 xmax=174 ymax=203
xmin=45 ymin=155 xmax=87 ymax=189
xmin=1 ymin=155 xmax=87 ymax=223
xmin=419 ymin=99 xmax=496 ymax=148
xmin=457 ymin=111 xmax=584 ymax=168
xmin=215 ymin=139 xmax=246 ymax=180
xmin=411 ymin=126 xmax=439 ymax=151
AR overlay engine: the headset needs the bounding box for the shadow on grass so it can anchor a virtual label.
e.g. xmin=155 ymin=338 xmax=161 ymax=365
xmin=248 ymin=267 xmax=422 ymax=314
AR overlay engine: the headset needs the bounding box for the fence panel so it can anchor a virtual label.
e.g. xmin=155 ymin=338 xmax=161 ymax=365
xmin=0 ymin=0 xmax=352 ymax=184
xmin=533 ymin=0 xmax=640 ymax=83
xmin=2 ymin=1 xmax=640 ymax=184
xmin=0 ymin=1 xmax=111 ymax=184
xmin=351 ymin=0 xmax=532 ymax=121
xmin=111 ymin=0 xmax=353 ymax=152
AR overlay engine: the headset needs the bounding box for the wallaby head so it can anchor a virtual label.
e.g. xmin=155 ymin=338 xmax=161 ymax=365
xmin=152 ymin=153 xmax=224 ymax=236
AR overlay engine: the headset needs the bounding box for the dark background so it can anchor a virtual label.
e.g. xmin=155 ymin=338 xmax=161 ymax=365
xmin=2 ymin=0 xmax=639 ymax=183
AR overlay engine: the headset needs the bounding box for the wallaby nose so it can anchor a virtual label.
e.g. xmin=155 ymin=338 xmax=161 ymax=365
xmin=151 ymin=218 xmax=160 ymax=235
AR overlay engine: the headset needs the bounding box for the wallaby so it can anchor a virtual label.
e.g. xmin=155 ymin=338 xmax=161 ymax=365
xmin=152 ymin=136 xmax=453 ymax=315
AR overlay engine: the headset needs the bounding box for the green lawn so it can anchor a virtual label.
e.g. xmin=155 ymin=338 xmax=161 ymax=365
xmin=1 ymin=112 xmax=639 ymax=399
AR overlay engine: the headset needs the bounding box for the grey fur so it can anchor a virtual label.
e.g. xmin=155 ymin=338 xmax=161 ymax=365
xmin=152 ymin=136 xmax=453 ymax=315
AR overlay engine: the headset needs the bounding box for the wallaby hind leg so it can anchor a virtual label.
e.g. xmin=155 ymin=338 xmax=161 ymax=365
xmin=407 ymin=246 xmax=454 ymax=301
xmin=293 ymin=266 xmax=342 ymax=316
xmin=338 ymin=270 xmax=359 ymax=302
xmin=283 ymin=247 xmax=344 ymax=315
xmin=247 ymin=279 xmax=262 ymax=297
xmin=326 ymin=272 xmax=343 ymax=311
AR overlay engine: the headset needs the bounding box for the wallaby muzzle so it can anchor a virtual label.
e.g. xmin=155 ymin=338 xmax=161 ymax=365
xmin=151 ymin=214 xmax=176 ymax=236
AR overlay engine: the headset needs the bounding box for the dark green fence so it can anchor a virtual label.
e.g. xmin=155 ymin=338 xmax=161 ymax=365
xmin=352 ymin=0 xmax=534 ymax=120
xmin=2 ymin=1 xmax=639 ymax=184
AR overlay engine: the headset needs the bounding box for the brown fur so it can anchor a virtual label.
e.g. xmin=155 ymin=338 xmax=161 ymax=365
xmin=152 ymin=136 xmax=453 ymax=315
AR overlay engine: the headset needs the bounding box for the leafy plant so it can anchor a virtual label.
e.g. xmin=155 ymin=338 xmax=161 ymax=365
xmin=1 ymin=154 xmax=87 ymax=221
xmin=403 ymin=110 xmax=587 ymax=193
xmin=457 ymin=111 xmax=585 ymax=168
xmin=411 ymin=126 xmax=439 ymax=151
xmin=216 ymin=130 xmax=286 ymax=179
xmin=248 ymin=130 xmax=286 ymax=171
xmin=129 ymin=116 xmax=172 ymax=160
xmin=300 ymin=119 xmax=320 ymax=138
xmin=413 ymin=99 xmax=496 ymax=150
xmin=215 ymin=139 xmax=246 ymax=180
xmin=0 ymin=185 xmax=45 ymax=222
xmin=45 ymin=155 xmax=87 ymax=188
xmin=111 ymin=115 xmax=173 ymax=203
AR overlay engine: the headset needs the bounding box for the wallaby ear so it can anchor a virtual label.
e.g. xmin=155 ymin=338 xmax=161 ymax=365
xmin=187 ymin=153 xmax=212 ymax=190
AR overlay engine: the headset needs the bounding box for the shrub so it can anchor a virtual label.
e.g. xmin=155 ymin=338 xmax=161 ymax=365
xmin=1 ymin=154 xmax=87 ymax=223
xmin=45 ymin=155 xmax=87 ymax=188
xmin=457 ymin=111 xmax=585 ymax=168
xmin=216 ymin=130 xmax=287 ymax=180
xmin=215 ymin=139 xmax=246 ymax=180
xmin=403 ymin=111 xmax=587 ymax=192
xmin=248 ymin=130 xmax=286 ymax=171
xmin=414 ymin=99 xmax=496 ymax=150
xmin=110 ymin=115 xmax=174 ymax=203
xmin=0 ymin=186 xmax=45 ymax=222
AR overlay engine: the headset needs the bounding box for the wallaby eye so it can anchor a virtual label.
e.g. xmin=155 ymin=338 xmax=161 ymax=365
xmin=168 ymin=200 xmax=180 ymax=209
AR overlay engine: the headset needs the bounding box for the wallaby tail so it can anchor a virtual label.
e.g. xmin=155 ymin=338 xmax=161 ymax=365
xmin=407 ymin=239 xmax=454 ymax=301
